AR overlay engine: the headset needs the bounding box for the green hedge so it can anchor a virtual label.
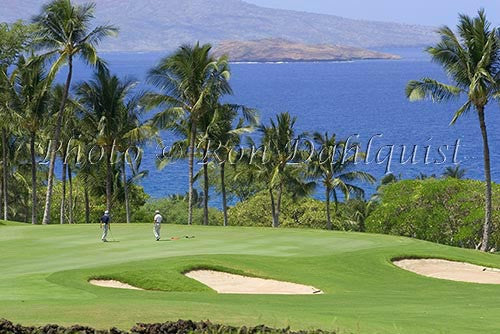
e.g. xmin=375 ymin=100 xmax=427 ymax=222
xmin=366 ymin=178 xmax=500 ymax=249
xmin=227 ymin=191 xmax=329 ymax=228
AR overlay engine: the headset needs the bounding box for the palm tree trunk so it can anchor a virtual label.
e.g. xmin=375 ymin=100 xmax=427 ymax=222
xmin=42 ymin=55 xmax=73 ymax=225
xmin=2 ymin=128 xmax=8 ymax=221
xmin=202 ymin=144 xmax=209 ymax=226
xmin=326 ymin=187 xmax=332 ymax=230
xmin=30 ymin=132 xmax=37 ymax=225
xmin=106 ymin=149 xmax=112 ymax=212
xmin=84 ymin=181 xmax=90 ymax=224
xmin=220 ymin=162 xmax=228 ymax=227
xmin=187 ymin=121 xmax=196 ymax=225
xmin=60 ymin=159 xmax=67 ymax=224
xmin=68 ymin=164 xmax=74 ymax=224
xmin=122 ymin=157 xmax=130 ymax=224
xmin=478 ymin=107 xmax=492 ymax=252
xmin=276 ymin=183 xmax=283 ymax=228
xmin=332 ymin=190 xmax=340 ymax=230
xmin=269 ymin=188 xmax=278 ymax=228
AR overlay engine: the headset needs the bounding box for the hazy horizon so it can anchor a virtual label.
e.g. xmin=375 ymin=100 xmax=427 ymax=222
xmin=245 ymin=0 xmax=500 ymax=27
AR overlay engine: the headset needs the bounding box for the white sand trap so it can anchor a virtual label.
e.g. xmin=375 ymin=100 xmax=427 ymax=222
xmin=185 ymin=270 xmax=323 ymax=294
xmin=393 ymin=259 xmax=500 ymax=284
xmin=89 ymin=279 xmax=143 ymax=290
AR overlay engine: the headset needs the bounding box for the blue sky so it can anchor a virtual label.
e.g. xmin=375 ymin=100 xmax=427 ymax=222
xmin=245 ymin=0 xmax=500 ymax=27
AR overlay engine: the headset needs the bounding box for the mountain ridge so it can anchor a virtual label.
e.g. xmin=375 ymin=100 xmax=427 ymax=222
xmin=1 ymin=0 xmax=438 ymax=52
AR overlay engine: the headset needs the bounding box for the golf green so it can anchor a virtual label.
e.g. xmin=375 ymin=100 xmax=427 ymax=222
xmin=1 ymin=221 xmax=499 ymax=334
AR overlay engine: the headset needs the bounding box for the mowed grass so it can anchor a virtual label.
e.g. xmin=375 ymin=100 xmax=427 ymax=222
xmin=1 ymin=221 xmax=500 ymax=334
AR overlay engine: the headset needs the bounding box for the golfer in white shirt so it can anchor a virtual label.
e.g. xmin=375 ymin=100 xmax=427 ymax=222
xmin=153 ymin=210 xmax=163 ymax=241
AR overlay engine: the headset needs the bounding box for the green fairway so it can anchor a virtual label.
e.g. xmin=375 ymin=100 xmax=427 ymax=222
xmin=1 ymin=221 xmax=499 ymax=334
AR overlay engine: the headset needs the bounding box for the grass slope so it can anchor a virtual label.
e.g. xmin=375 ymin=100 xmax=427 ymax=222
xmin=0 ymin=221 xmax=499 ymax=334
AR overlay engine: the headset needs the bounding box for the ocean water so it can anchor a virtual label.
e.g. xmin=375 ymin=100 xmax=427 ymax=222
xmin=65 ymin=48 xmax=500 ymax=204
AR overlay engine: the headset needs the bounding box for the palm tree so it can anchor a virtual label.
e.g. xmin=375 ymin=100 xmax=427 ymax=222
xmin=443 ymin=165 xmax=467 ymax=179
xmin=204 ymin=103 xmax=258 ymax=226
xmin=0 ymin=21 xmax=33 ymax=221
xmin=34 ymin=0 xmax=117 ymax=224
xmin=77 ymin=67 xmax=136 ymax=211
xmin=380 ymin=173 xmax=399 ymax=186
xmin=116 ymin=97 xmax=155 ymax=224
xmin=144 ymin=43 xmax=231 ymax=225
xmin=257 ymin=112 xmax=314 ymax=227
xmin=310 ymin=132 xmax=375 ymax=230
xmin=74 ymin=149 xmax=97 ymax=224
xmin=55 ymin=87 xmax=79 ymax=224
xmin=195 ymin=111 xmax=212 ymax=226
xmin=0 ymin=121 xmax=15 ymax=221
xmin=9 ymin=55 xmax=52 ymax=224
xmin=415 ymin=173 xmax=436 ymax=180
xmin=405 ymin=10 xmax=498 ymax=251
xmin=345 ymin=199 xmax=377 ymax=232
xmin=120 ymin=150 xmax=149 ymax=224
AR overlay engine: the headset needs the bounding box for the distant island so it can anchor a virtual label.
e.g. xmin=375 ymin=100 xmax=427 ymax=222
xmin=213 ymin=39 xmax=400 ymax=63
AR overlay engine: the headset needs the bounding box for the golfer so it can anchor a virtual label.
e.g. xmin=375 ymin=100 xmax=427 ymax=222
xmin=100 ymin=210 xmax=111 ymax=242
xmin=153 ymin=210 xmax=163 ymax=241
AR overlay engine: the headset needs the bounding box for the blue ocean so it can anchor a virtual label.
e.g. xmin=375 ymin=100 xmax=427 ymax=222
xmin=67 ymin=47 xmax=500 ymax=204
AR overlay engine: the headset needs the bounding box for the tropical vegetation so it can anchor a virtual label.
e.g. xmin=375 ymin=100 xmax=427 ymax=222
xmin=0 ymin=1 xmax=498 ymax=253
xmin=367 ymin=178 xmax=500 ymax=249
xmin=406 ymin=9 xmax=499 ymax=251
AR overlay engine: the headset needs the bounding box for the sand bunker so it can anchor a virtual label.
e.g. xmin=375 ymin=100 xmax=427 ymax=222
xmin=89 ymin=279 xmax=143 ymax=290
xmin=185 ymin=270 xmax=323 ymax=294
xmin=393 ymin=259 xmax=500 ymax=284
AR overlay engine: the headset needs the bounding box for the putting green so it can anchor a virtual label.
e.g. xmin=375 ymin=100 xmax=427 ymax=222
xmin=1 ymin=221 xmax=499 ymax=334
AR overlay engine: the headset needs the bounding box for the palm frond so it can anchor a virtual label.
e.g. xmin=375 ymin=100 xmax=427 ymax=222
xmin=406 ymin=79 xmax=462 ymax=102
xmin=450 ymin=100 xmax=472 ymax=125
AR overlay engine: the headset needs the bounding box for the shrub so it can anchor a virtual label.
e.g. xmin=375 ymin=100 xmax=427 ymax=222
xmin=132 ymin=197 xmax=223 ymax=225
xmin=0 ymin=319 xmax=340 ymax=334
xmin=366 ymin=178 xmax=500 ymax=249
xmin=228 ymin=191 xmax=328 ymax=228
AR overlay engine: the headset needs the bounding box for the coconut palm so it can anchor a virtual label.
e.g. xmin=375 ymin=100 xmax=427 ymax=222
xmin=8 ymin=55 xmax=52 ymax=224
xmin=33 ymin=0 xmax=117 ymax=224
xmin=115 ymin=97 xmax=156 ymax=224
xmin=405 ymin=10 xmax=498 ymax=251
xmin=54 ymin=87 xmax=79 ymax=224
xmin=443 ymin=165 xmax=467 ymax=179
xmin=416 ymin=173 xmax=437 ymax=180
xmin=2 ymin=141 xmax=32 ymax=222
xmin=76 ymin=67 xmax=136 ymax=211
xmin=203 ymin=103 xmax=259 ymax=226
xmin=309 ymin=132 xmax=375 ymax=230
xmin=195 ymin=110 xmax=212 ymax=226
xmin=256 ymin=112 xmax=314 ymax=228
xmin=73 ymin=136 xmax=97 ymax=224
xmin=345 ymin=199 xmax=377 ymax=232
xmin=0 ymin=22 xmax=34 ymax=221
xmin=144 ymin=43 xmax=231 ymax=225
